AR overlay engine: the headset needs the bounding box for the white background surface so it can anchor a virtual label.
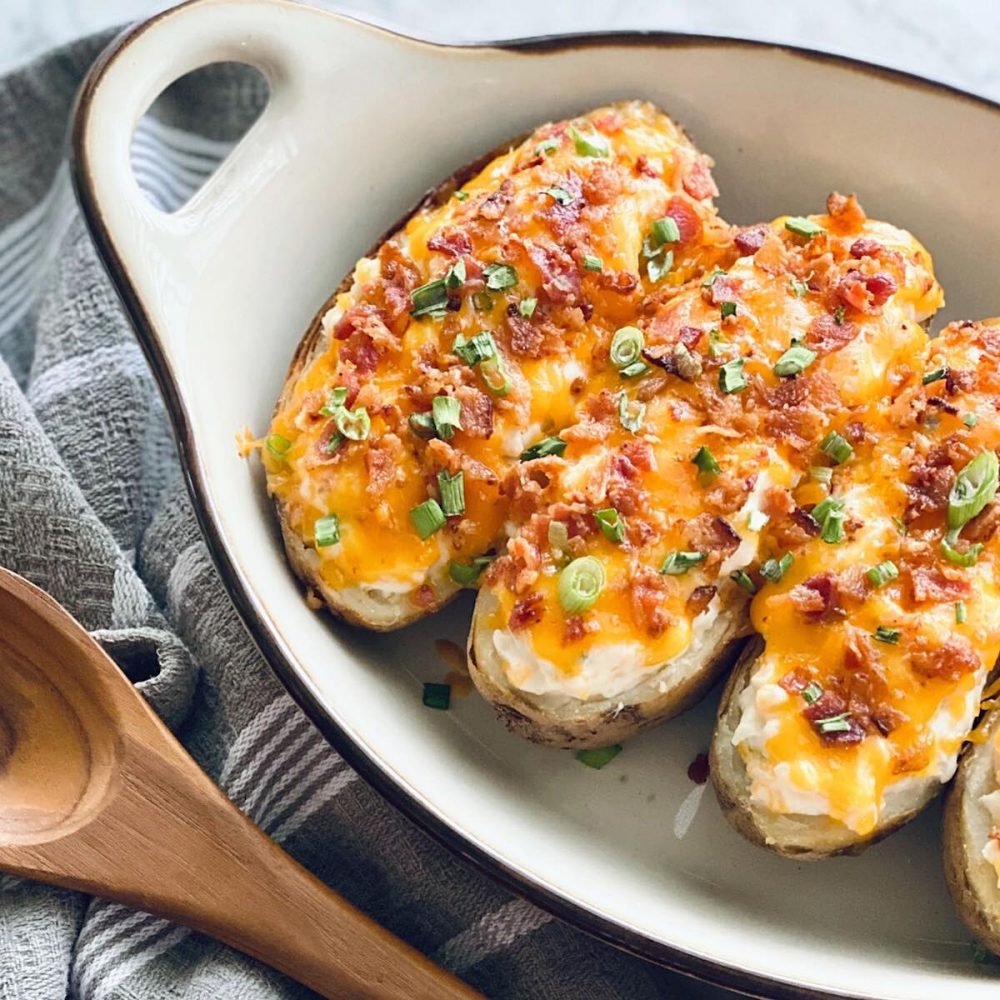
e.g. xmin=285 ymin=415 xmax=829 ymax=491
xmin=4 ymin=3 xmax=997 ymax=1000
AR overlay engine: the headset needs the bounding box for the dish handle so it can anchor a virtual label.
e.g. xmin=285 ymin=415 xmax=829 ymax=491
xmin=71 ymin=0 xmax=326 ymax=366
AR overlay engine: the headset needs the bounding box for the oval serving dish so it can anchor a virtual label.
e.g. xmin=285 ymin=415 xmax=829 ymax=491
xmin=72 ymin=1 xmax=1000 ymax=996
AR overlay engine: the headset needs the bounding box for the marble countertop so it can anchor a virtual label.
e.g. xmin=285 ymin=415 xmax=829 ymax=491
xmin=3 ymin=0 xmax=1000 ymax=104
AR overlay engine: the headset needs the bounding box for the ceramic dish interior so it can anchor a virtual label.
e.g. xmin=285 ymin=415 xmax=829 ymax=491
xmin=72 ymin=1 xmax=1000 ymax=997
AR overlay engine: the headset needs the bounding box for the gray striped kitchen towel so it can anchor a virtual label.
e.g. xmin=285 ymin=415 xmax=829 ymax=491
xmin=0 ymin=30 xmax=730 ymax=1000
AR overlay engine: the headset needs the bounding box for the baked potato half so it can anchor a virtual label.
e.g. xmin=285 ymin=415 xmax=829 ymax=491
xmin=471 ymin=196 xmax=943 ymax=748
xmin=713 ymin=319 xmax=1000 ymax=857
xmin=262 ymin=100 xmax=731 ymax=630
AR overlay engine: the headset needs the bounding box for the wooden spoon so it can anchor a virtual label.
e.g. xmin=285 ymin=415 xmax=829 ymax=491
xmin=0 ymin=567 xmax=478 ymax=999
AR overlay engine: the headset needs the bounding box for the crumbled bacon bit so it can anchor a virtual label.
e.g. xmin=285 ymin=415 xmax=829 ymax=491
xmin=377 ymin=241 xmax=422 ymax=329
xmin=843 ymin=420 xmax=866 ymax=444
xmin=734 ymin=224 xmax=768 ymax=256
xmin=909 ymin=635 xmax=980 ymax=681
xmin=597 ymin=270 xmax=639 ymax=294
xmin=849 ymin=237 xmax=882 ymax=259
xmin=687 ymin=752 xmax=710 ymax=785
xmin=803 ymin=690 xmax=866 ymax=746
xmin=682 ymin=156 xmax=719 ymax=201
xmin=526 ymin=240 xmax=581 ymax=305
xmin=906 ymin=563 xmax=972 ymax=604
xmin=966 ymin=502 xmax=1000 ymax=544
xmin=805 ymin=313 xmax=859 ymax=354
xmin=634 ymin=154 xmax=658 ymax=178
xmin=834 ymin=270 xmax=898 ymax=314
xmin=686 ymin=514 xmax=741 ymax=563
xmin=946 ymin=368 xmax=976 ymax=394
xmin=607 ymin=450 xmax=648 ymax=516
xmin=678 ymin=325 xmax=704 ymax=350
xmin=707 ymin=273 xmax=742 ymax=307
xmin=630 ymin=565 xmax=674 ymax=637
xmin=509 ymin=593 xmax=544 ymax=631
xmin=563 ymin=614 xmax=597 ymax=645
xmin=790 ymin=573 xmax=841 ymax=622
xmin=479 ymin=179 xmax=513 ymax=220
xmin=825 ymin=192 xmax=867 ymax=230
xmin=779 ymin=668 xmax=812 ymax=695
xmin=365 ymin=434 xmax=402 ymax=500
xmin=620 ymin=438 xmax=655 ymax=471
xmin=427 ymin=229 xmax=472 ymax=258
xmin=663 ymin=195 xmax=704 ymax=245
xmin=412 ymin=585 xmax=437 ymax=609
xmin=592 ymin=109 xmax=624 ymax=132
xmin=685 ymin=585 xmax=717 ymax=617
xmin=505 ymin=307 xmax=545 ymax=358
xmin=892 ymin=745 xmax=931 ymax=776
xmin=454 ymin=385 xmax=494 ymax=438
xmin=582 ymin=161 xmax=622 ymax=204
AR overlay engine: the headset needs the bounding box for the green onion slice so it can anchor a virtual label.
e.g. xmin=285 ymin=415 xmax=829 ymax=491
xmin=410 ymin=499 xmax=446 ymax=540
xmin=815 ymin=712 xmax=851 ymax=733
xmin=820 ymin=430 xmax=854 ymax=465
xmin=422 ymin=682 xmax=451 ymax=710
xmin=620 ymin=361 xmax=649 ymax=379
xmin=692 ymin=445 xmax=721 ymax=477
xmin=558 ymin=556 xmax=605 ymax=613
xmin=535 ymin=137 xmax=560 ymax=156
xmin=335 ymin=406 xmax=371 ymax=442
xmin=618 ymin=392 xmax=646 ymax=432
xmin=720 ymin=300 xmax=738 ymax=320
xmin=731 ymin=570 xmax=758 ymax=594
xmin=583 ymin=255 xmax=603 ymax=272
xmin=472 ymin=291 xmax=494 ymax=311
xmin=266 ymin=434 xmax=291 ymax=460
xmin=575 ymin=744 xmax=622 ymax=769
xmin=866 ymin=560 xmax=899 ymax=588
xmin=520 ymin=436 xmax=567 ymax=461
xmin=773 ymin=341 xmax=817 ymax=378
xmin=761 ymin=553 xmax=793 ymax=583
xmin=480 ymin=355 xmax=511 ymax=397
xmin=802 ymin=681 xmax=823 ymax=704
xmin=610 ymin=326 xmax=644 ymax=369
xmin=964 ymin=413 xmax=979 ymax=429
xmin=314 ymin=513 xmax=341 ymax=548
xmin=702 ymin=268 xmax=727 ymax=288
xmin=544 ymin=186 xmax=574 ymax=205
xmin=651 ymin=216 xmax=681 ymax=246
xmin=519 ymin=297 xmax=537 ymax=318
xmin=789 ymin=276 xmax=810 ymax=298
xmin=834 ymin=305 xmax=847 ymax=326
xmin=941 ymin=531 xmax=984 ymax=567
xmin=922 ymin=366 xmax=948 ymax=386
xmin=785 ymin=216 xmax=825 ymax=238
xmin=432 ymin=395 xmax=463 ymax=440
xmin=453 ymin=331 xmax=497 ymax=366
xmin=647 ymin=249 xmax=674 ymax=284
xmin=449 ymin=555 xmax=494 ymax=587
xmin=410 ymin=277 xmax=449 ymax=317
xmin=408 ymin=412 xmax=436 ymax=440
xmin=956 ymin=600 xmax=968 ymax=624
xmin=437 ymin=470 xmax=465 ymax=516
xmin=718 ymin=358 xmax=747 ymax=394
xmin=873 ymin=626 xmax=901 ymax=644
xmin=707 ymin=329 xmax=729 ymax=358
xmin=568 ymin=125 xmax=609 ymax=157
xmin=453 ymin=190 xmax=469 ymax=201
xmin=948 ymin=451 xmax=999 ymax=531
xmin=810 ymin=465 xmax=833 ymax=485
xmin=660 ymin=551 xmax=705 ymax=575
xmin=444 ymin=258 xmax=466 ymax=289
xmin=483 ymin=263 xmax=518 ymax=290
xmin=594 ymin=507 xmax=626 ymax=544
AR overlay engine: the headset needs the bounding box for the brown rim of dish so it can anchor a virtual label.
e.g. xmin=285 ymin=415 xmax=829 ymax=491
xmin=69 ymin=5 xmax=1000 ymax=998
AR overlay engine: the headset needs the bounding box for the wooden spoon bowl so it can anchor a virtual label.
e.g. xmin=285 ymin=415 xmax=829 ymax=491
xmin=0 ymin=568 xmax=476 ymax=999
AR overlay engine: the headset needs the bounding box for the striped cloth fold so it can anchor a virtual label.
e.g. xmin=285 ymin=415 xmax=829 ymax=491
xmin=0 ymin=32 xmax=723 ymax=1000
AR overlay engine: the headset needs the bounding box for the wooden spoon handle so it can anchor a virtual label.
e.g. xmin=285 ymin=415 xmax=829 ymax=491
xmin=0 ymin=584 xmax=477 ymax=999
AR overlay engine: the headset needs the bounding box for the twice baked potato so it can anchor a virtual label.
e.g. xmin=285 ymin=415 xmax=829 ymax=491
xmin=714 ymin=319 xmax=1000 ymax=857
xmin=262 ymin=100 xmax=730 ymax=630
xmin=471 ymin=195 xmax=943 ymax=748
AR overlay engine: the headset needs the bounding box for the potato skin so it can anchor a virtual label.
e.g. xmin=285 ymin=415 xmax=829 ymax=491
xmin=943 ymin=710 xmax=1000 ymax=957
xmin=467 ymin=585 xmax=750 ymax=749
xmin=710 ymin=638 xmax=941 ymax=859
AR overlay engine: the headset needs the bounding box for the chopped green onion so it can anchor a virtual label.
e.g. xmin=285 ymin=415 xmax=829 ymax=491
xmin=941 ymin=531 xmax=983 ymax=567
xmin=483 ymin=263 xmax=518 ymax=290
xmin=568 ymin=125 xmax=609 ymax=158
xmin=866 ymin=560 xmax=899 ymax=588
xmin=431 ymin=395 xmax=463 ymax=440
xmin=647 ymin=249 xmax=674 ymax=283
xmin=335 ymin=406 xmax=371 ymax=442
xmin=922 ymin=366 xmax=948 ymax=386
xmin=266 ymin=434 xmax=291 ymax=461
xmin=410 ymin=277 xmax=449 ymax=318
xmin=449 ymin=555 xmax=494 ymax=586
xmin=702 ymin=268 xmax=727 ymax=288
xmin=444 ymin=258 xmax=466 ymax=289
xmin=535 ymin=137 xmax=560 ymax=156
xmin=948 ymin=451 xmax=999 ymax=531
xmin=610 ymin=326 xmax=644 ymax=369
xmin=479 ymin=355 xmax=511 ymax=397
xmin=707 ymin=328 xmax=729 ymax=358
xmin=453 ymin=331 xmax=497 ymax=366
xmin=964 ymin=413 xmax=979 ymax=429
xmin=324 ymin=432 xmax=343 ymax=454
xmin=720 ymin=301 xmax=738 ymax=320
xmin=575 ymin=744 xmax=622 ymax=769
xmin=437 ymin=470 xmax=465 ymax=516
xmin=520 ymin=436 xmax=567 ymax=461
xmin=620 ymin=360 xmax=649 ymax=379
xmin=820 ymin=509 xmax=846 ymax=544
xmin=660 ymin=551 xmax=705 ymax=575
xmin=519 ymin=297 xmax=538 ymax=318
xmin=748 ymin=509 xmax=770 ymax=532
xmin=785 ymin=216 xmax=825 ymax=239
xmin=815 ymin=713 xmax=851 ymax=734
xmin=618 ymin=392 xmax=646 ymax=433
xmin=422 ymin=683 xmax=451 ymax=710
xmin=544 ymin=185 xmax=574 ymax=205
xmin=811 ymin=496 xmax=843 ymax=522
xmin=731 ymin=570 xmax=758 ymax=594
xmin=834 ymin=305 xmax=847 ymax=326
xmin=718 ymin=358 xmax=747 ymax=394
xmin=314 ymin=514 xmax=341 ymax=547
xmin=802 ymin=681 xmax=823 ymax=704
xmin=558 ymin=556 xmax=605 ymax=613
xmin=472 ymin=291 xmax=494 ymax=311
xmin=810 ymin=466 xmax=834 ymax=485
xmin=408 ymin=412 xmax=437 ymax=440
xmin=761 ymin=553 xmax=793 ymax=582
xmin=651 ymin=216 xmax=681 ymax=246
xmin=773 ymin=341 xmax=817 ymax=378
xmin=328 ymin=387 xmax=349 ymax=408
xmin=956 ymin=600 xmax=968 ymax=624
xmin=583 ymin=254 xmax=603 ymax=272
xmin=410 ymin=499 xmax=446 ymax=539
xmin=789 ymin=276 xmax=810 ymax=298
xmin=873 ymin=626 xmax=901 ymax=645
xmin=453 ymin=190 xmax=469 ymax=201
xmin=594 ymin=507 xmax=626 ymax=544
xmin=892 ymin=515 xmax=908 ymax=536
xmin=820 ymin=430 xmax=854 ymax=465
xmin=692 ymin=445 xmax=721 ymax=477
